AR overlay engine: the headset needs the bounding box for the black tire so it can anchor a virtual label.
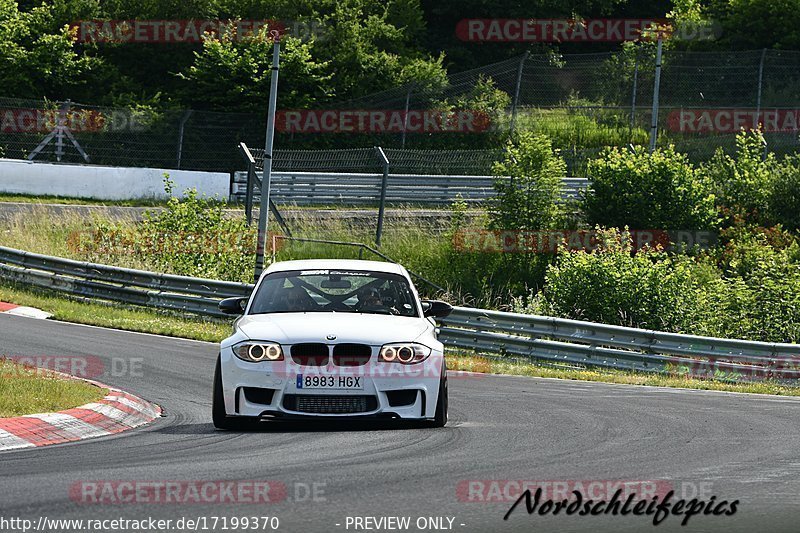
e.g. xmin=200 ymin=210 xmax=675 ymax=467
xmin=415 ymin=364 xmax=448 ymax=428
xmin=213 ymin=356 xmax=255 ymax=430
xmin=431 ymin=373 xmax=448 ymax=428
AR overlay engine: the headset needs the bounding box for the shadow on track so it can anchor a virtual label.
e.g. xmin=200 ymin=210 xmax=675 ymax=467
xmin=157 ymin=420 xmax=436 ymax=435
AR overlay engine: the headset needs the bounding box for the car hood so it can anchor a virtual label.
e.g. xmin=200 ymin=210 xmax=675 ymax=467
xmin=236 ymin=312 xmax=433 ymax=345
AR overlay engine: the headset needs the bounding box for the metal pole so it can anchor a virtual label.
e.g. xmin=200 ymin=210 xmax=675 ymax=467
xmin=755 ymin=48 xmax=766 ymax=130
xmin=630 ymin=51 xmax=639 ymax=128
xmin=176 ymin=110 xmax=193 ymax=169
xmin=245 ymin=162 xmax=255 ymax=226
xmin=56 ymin=100 xmax=68 ymax=162
xmin=254 ymin=35 xmax=281 ymax=282
xmin=238 ymin=142 xmax=256 ymax=226
xmin=649 ymin=36 xmax=663 ymax=153
xmin=401 ymin=86 xmax=412 ymax=149
xmin=375 ymin=146 xmax=390 ymax=247
xmin=510 ymin=52 xmax=529 ymax=134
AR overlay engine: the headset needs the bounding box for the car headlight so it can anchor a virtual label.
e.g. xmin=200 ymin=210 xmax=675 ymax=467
xmin=233 ymin=341 xmax=284 ymax=362
xmin=379 ymin=343 xmax=431 ymax=364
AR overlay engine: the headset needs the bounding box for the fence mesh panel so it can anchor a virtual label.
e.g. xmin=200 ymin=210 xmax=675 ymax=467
xmin=3 ymin=49 xmax=800 ymax=175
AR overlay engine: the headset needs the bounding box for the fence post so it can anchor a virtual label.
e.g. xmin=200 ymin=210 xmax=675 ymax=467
xmin=254 ymin=36 xmax=281 ymax=282
xmin=246 ymin=161 xmax=255 ymax=226
xmin=755 ymin=48 xmax=766 ymax=131
xmin=55 ymin=100 xmax=68 ymax=161
xmin=401 ymin=86 xmax=412 ymax=149
xmin=374 ymin=146 xmax=390 ymax=247
xmin=630 ymin=49 xmax=639 ymax=128
xmin=649 ymin=35 xmax=664 ymax=153
xmin=176 ymin=110 xmax=192 ymax=169
xmin=510 ymin=52 xmax=529 ymax=135
xmin=756 ymin=49 xmax=770 ymax=160
xmin=238 ymin=142 xmax=256 ymax=226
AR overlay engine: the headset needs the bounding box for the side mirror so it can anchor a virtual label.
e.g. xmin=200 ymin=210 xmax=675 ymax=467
xmin=219 ymin=297 xmax=247 ymax=315
xmin=421 ymin=300 xmax=453 ymax=318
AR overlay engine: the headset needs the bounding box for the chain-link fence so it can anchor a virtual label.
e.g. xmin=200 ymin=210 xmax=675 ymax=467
xmin=2 ymin=48 xmax=800 ymax=176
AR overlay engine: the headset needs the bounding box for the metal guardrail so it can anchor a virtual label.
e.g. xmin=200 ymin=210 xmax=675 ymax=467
xmin=0 ymin=245 xmax=797 ymax=383
xmin=0 ymin=246 xmax=252 ymax=318
xmin=438 ymin=308 xmax=800 ymax=383
xmin=230 ymin=171 xmax=590 ymax=205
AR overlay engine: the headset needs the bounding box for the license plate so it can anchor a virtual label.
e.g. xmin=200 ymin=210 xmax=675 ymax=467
xmin=297 ymin=375 xmax=363 ymax=389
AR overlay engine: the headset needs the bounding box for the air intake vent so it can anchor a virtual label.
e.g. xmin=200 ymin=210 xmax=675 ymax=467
xmin=283 ymin=394 xmax=378 ymax=414
xmin=386 ymin=389 xmax=418 ymax=407
xmin=243 ymin=387 xmax=275 ymax=406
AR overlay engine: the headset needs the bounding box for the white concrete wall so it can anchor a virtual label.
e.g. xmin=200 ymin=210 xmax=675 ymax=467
xmin=0 ymin=159 xmax=230 ymax=200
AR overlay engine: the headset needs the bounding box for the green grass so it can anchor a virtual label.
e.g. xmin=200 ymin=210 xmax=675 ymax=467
xmin=0 ymin=280 xmax=797 ymax=397
xmin=0 ymin=359 xmax=108 ymax=417
xmin=0 ymin=193 xmax=178 ymax=207
xmin=447 ymin=354 xmax=800 ymax=397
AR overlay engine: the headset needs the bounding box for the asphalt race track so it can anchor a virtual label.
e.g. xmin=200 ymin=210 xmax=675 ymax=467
xmin=1 ymin=312 xmax=799 ymax=533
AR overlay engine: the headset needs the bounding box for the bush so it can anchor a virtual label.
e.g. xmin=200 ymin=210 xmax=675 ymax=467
xmin=584 ymin=145 xmax=717 ymax=230
xmin=536 ymin=228 xmax=703 ymax=331
xmin=488 ymin=132 xmax=566 ymax=231
xmin=769 ymin=154 xmax=800 ymax=231
xmin=138 ymin=177 xmax=255 ymax=281
xmin=77 ymin=175 xmax=255 ymax=282
xmin=702 ymin=130 xmax=775 ymax=226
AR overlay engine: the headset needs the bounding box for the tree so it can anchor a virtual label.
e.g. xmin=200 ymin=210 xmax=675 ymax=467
xmin=178 ymin=29 xmax=331 ymax=111
xmin=0 ymin=0 xmax=103 ymax=99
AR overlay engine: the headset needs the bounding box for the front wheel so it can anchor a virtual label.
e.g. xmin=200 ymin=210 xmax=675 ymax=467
xmin=415 ymin=367 xmax=448 ymax=428
xmin=213 ymin=356 xmax=256 ymax=430
xmin=431 ymin=374 xmax=448 ymax=427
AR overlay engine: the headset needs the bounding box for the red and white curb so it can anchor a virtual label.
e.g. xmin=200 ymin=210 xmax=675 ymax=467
xmin=0 ymin=301 xmax=52 ymax=320
xmin=0 ymin=383 xmax=161 ymax=451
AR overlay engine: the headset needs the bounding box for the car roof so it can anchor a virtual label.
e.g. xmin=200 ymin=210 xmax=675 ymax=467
xmin=263 ymin=259 xmax=407 ymax=277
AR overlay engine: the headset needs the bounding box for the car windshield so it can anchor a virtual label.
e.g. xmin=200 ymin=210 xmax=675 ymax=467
xmin=248 ymin=269 xmax=420 ymax=317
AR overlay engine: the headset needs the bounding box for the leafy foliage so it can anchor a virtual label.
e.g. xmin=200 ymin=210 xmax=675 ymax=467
xmin=584 ymin=145 xmax=717 ymax=230
xmin=702 ymin=130 xmax=775 ymax=226
xmin=178 ymin=31 xmax=331 ymax=111
xmin=536 ymin=227 xmax=704 ymax=330
xmin=488 ymin=132 xmax=566 ymax=231
xmin=768 ymin=154 xmax=800 ymax=231
xmin=0 ymin=0 xmax=102 ymax=98
xmin=138 ymin=176 xmax=255 ymax=281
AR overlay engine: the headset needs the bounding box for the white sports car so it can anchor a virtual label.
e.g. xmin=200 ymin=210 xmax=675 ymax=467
xmin=213 ymin=259 xmax=453 ymax=429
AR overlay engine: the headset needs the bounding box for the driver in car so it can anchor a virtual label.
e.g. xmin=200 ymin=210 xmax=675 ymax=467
xmin=279 ymin=286 xmax=311 ymax=312
xmin=356 ymin=287 xmax=383 ymax=309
